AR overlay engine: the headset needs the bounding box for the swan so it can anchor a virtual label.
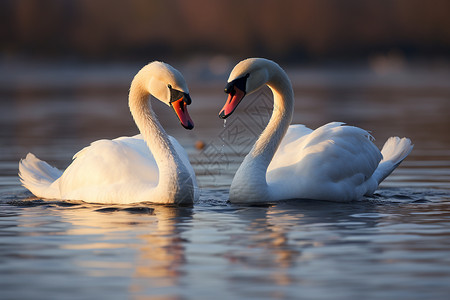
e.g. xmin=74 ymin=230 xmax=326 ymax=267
xmin=219 ymin=58 xmax=413 ymax=203
xmin=19 ymin=61 xmax=198 ymax=204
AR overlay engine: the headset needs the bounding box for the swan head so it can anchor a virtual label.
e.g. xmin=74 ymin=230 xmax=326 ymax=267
xmin=219 ymin=58 xmax=270 ymax=119
xmin=145 ymin=61 xmax=194 ymax=130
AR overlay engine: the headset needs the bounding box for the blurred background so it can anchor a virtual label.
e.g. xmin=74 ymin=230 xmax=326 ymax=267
xmin=1 ymin=0 xmax=449 ymax=188
xmin=1 ymin=0 xmax=450 ymax=63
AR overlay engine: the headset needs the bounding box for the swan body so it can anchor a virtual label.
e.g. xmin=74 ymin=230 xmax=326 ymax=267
xmin=219 ymin=58 xmax=413 ymax=203
xmin=19 ymin=61 xmax=198 ymax=204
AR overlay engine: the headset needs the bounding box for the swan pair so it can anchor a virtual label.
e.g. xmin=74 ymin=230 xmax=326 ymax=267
xmin=19 ymin=58 xmax=413 ymax=205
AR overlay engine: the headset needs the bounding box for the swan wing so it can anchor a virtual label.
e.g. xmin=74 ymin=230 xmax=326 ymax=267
xmin=270 ymin=124 xmax=313 ymax=166
xmin=59 ymin=134 xmax=159 ymax=201
xmin=267 ymin=122 xmax=382 ymax=201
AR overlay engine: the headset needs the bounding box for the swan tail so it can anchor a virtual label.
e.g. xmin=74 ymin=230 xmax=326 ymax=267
xmin=18 ymin=153 xmax=62 ymax=199
xmin=372 ymin=137 xmax=413 ymax=184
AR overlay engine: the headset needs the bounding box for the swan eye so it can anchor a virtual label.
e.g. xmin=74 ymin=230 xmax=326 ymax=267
xmin=224 ymin=82 xmax=235 ymax=94
xmin=168 ymin=84 xmax=172 ymax=89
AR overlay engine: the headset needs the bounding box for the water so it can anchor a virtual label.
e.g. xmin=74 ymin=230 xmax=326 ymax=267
xmin=1 ymin=61 xmax=450 ymax=299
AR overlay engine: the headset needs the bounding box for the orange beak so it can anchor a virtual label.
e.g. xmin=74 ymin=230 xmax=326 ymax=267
xmin=171 ymin=97 xmax=194 ymax=130
xmin=219 ymin=86 xmax=245 ymax=119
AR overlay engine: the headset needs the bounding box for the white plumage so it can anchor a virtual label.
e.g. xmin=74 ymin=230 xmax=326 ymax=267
xmin=19 ymin=62 xmax=198 ymax=204
xmin=219 ymin=58 xmax=413 ymax=203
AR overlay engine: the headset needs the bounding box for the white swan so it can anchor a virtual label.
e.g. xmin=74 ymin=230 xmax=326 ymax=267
xmin=19 ymin=61 xmax=198 ymax=204
xmin=219 ymin=58 xmax=413 ymax=203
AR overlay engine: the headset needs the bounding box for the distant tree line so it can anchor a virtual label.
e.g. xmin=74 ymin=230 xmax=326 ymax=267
xmin=1 ymin=0 xmax=449 ymax=62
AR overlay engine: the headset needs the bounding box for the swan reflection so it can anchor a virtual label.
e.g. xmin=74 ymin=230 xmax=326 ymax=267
xmin=28 ymin=202 xmax=194 ymax=293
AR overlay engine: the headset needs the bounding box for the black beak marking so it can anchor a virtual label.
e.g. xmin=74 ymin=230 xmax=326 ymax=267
xmin=219 ymin=110 xmax=227 ymax=119
xmin=169 ymin=86 xmax=191 ymax=105
xmin=224 ymin=73 xmax=249 ymax=95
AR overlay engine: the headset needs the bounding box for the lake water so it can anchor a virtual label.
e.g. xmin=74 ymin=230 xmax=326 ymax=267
xmin=1 ymin=60 xmax=450 ymax=299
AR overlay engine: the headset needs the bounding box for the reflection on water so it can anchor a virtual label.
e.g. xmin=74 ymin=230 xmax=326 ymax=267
xmin=2 ymin=190 xmax=449 ymax=299
xmin=1 ymin=199 xmax=195 ymax=298
xmin=1 ymin=62 xmax=450 ymax=299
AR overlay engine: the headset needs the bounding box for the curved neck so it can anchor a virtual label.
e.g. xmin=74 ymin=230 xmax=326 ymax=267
xmin=129 ymin=71 xmax=194 ymax=203
xmin=231 ymin=62 xmax=294 ymax=201
xmin=251 ymin=64 xmax=294 ymax=163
